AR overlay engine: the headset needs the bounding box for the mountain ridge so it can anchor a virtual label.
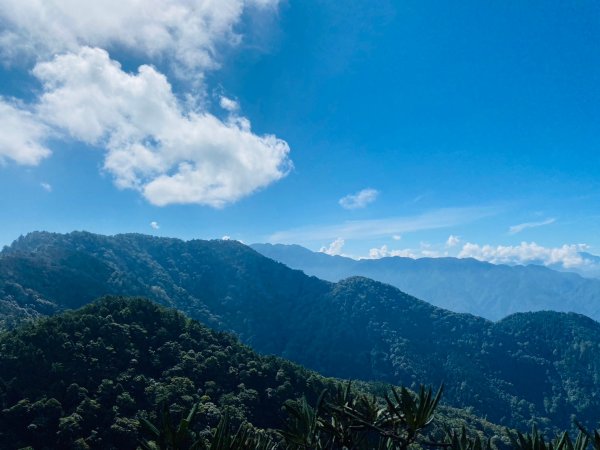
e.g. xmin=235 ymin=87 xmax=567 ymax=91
xmin=251 ymin=242 xmax=600 ymax=321
xmin=2 ymin=231 xmax=600 ymax=432
xmin=0 ymin=296 xmax=511 ymax=449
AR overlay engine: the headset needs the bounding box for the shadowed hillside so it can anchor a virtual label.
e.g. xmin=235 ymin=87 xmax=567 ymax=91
xmin=0 ymin=297 xmax=507 ymax=449
xmin=1 ymin=231 xmax=600 ymax=432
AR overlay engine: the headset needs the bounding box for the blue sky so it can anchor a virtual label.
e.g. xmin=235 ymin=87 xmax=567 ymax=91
xmin=1 ymin=0 xmax=599 ymax=271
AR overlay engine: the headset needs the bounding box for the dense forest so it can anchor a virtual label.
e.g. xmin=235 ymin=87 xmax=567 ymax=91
xmin=0 ymin=297 xmax=510 ymax=449
xmin=1 ymin=232 xmax=600 ymax=433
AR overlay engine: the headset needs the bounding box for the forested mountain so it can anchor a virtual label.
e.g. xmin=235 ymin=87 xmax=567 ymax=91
xmin=0 ymin=297 xmax=505 ymax=449
xmin=251 ymin=243 xmax=600 ymax=321
xmin=1 ymin=231 xmax=600 ymax=432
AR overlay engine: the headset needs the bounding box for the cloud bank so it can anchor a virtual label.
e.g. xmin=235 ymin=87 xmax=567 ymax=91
xmin=459 ymin=241 xmax=591 ymax=270
xmin=368 ymin=245 xmax=416 ymax=259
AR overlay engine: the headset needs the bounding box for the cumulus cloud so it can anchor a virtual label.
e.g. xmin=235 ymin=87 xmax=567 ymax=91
xmin=0 ymin=0 xmax=291 ymax=208
xmin=446 ymin=234 xmax=460 ymax=247
xmin=339 ymin=188 xmax=379 ymax=210
xmin=0 ymin=0 xmax=278 ymax=74
xmin=320 ymin=238 xmax=345 ymax=256
xmin=29 ymin=47 xmax=291 ymax=207
xmin=150 ymin=221 xmax=160 ymax=230
xmin=0 ymin=98 xmax=50 ymax=165
xmin=509 ymin=218 xmax=556 ymax=235
xmin=459 ymin=241 xmax=591 ymax=269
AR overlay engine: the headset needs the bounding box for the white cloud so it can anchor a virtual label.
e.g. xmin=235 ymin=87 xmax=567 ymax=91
xmin=269 ymin=206 xmax=498 ymax=243
xmin=366 ymin=240 xmax=447 ymax=260
xmin=219 ymin=96 xmax=239 ymax=112
xmin=150 ymin=221 xmax=160 ymax=230
xmin=31 ymin=47 xmax=291 ymax=207
xmin=392 ymin=235 xmax=402 ymax=241
xmin=40 ymin=182 xmax=52 ymax=192
xmin=446 ymin=234 xmax=460 ymax=247
xmin=459 ymin=241 xmax=591 ymax=269
xmin=339 ymin=188 xmax=379 ymax=210
xmin=509 ymin=218 xmax=556 ymax=235
xmin=320 ymin=237 xmax=345 ymax=256
xmin=0 ymin=1 xmax=291 ymax=208
xmin=222 ymin=235 xmax=231 ymax=240
xmin=0 ymin=0 xmax=278 ymax=75
xmin=367 ymin=245 xmax=416 ymax=259
xmin=0 ymin=98 xmax=50 ymax=165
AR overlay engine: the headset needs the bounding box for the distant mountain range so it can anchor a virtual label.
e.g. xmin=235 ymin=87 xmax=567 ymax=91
xmin=251 ymin=243 xmax=600 ymax=321
xmin=2 ymin=231 xmax=600 ymax=432
xmin=575 ymin=252 xmax=600 ymax=277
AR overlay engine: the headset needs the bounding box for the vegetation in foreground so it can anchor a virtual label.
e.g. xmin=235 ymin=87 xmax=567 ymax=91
xmin=1 ymin=297 xmax=599 ymax=449
xmin=0 ymin=297 xmax=501 ymax=449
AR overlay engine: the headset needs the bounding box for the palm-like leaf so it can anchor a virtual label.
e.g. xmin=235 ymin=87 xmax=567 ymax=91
xmin=279 ymin=390 xmax=327 ymax=449
xmin=446 ymin=426 xmax=493 ymax=450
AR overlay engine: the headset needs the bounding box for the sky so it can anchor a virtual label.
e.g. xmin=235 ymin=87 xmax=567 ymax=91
xmin=1 ymin=0 xmax=600 ymax=273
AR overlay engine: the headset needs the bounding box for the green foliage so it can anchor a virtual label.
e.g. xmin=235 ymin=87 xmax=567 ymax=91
xmin=3 ymin=231 xmax=600 ymax=433
xmin=139 ymin=383 xmax=493 ymax=450
xmin=280 ymin=383 xmax=451 ymax=449
xmin=138 ymin=403 xmax=280 ymax=450
xmin=196 ymin=411 xmax=279 ymax=450
xmin=0 ymin=297 xmax=507 ymax=449
xmin=384 ymin=384 xmax=444 ymax=437
xmin=447 ymin=427 xmax=493 ymax=450
xmin=0 ymin=297 xmax=337 ymax=449
xmin=507 ymin=425 xmax=590 ymax=450
xmin=576 ymin=422 xmax=600 ymax=450
xmin=138 ymin=402 xmax=203 ymax=450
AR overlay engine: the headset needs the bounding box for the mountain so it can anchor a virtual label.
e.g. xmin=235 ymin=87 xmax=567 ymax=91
xmin=2 ymin=231 xmax=600 ymax=432
xmin=251 ymin=243 xmax=600 ymax=321
xmin=0 ymin=296 xmax=334 ymax=449
xmin=571 ymin=252 xmax=600 ymax=278
xmin=0 ymin=296 xmax=506 ymax=449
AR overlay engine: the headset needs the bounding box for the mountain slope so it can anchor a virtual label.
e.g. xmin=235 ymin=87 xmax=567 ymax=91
xmin=0 ymin=231 xmax=331 ymax=354
xmin=251 ymin=243 xmax=600 ymax=321
xmin=0 ymin=297 xmax=506 ymax=450
xmin=2 ymin=231 xmax=600 ymax=432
